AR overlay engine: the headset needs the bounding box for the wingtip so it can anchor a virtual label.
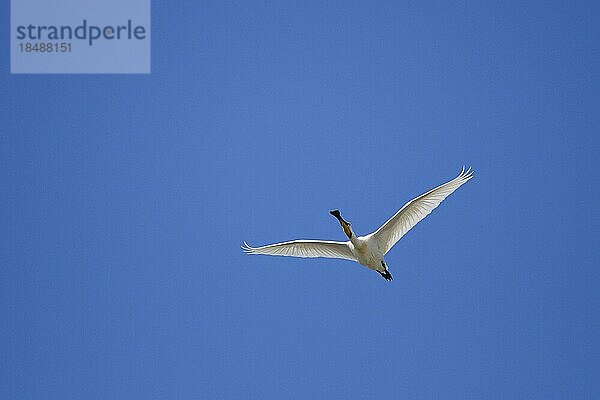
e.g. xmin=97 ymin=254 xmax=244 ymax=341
xmin=241 ymin=241 xmax=253 ymax=253
xmin=460 ymin=165 xmax=474 ymax=180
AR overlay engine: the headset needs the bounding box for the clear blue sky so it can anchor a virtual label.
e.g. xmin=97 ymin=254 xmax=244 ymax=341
xmin=2 ymin=1 xmax=599 ymax=399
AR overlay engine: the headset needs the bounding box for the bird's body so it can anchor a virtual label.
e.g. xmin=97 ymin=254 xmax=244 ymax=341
xmin=242 ymin=167 xmax=474 ymax=281
xmin=348 ymin=236 xmax=385 ymax=272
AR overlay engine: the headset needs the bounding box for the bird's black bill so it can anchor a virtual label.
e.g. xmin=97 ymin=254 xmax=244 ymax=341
xmin=329 ymin=209 xmax=348 ymax=224
xmin=330 ymin=209 xmax=353 ymax=238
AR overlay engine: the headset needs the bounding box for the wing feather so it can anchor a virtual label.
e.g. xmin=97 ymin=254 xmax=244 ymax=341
xmin=370 ymin=167 xmax=474 ymax=254
xmin=242 ymin=240 xmax=356 ymax=261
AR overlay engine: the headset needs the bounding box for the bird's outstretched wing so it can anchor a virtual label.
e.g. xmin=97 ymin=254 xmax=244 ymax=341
xmin=370 ymin=167 xmax=474 ymax=254
xmin=242 ymin=240 xmax=356 ymax=261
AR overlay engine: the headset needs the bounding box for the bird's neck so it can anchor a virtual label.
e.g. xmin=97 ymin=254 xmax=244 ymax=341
xmin=349 ymin=234 xmax=362 ymax=247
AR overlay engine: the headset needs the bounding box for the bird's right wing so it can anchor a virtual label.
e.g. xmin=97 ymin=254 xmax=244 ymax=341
xmin=370 ymin=167 xmax=474 ymax=254
xmin=242 ymin=240 xmax=356 ymax=261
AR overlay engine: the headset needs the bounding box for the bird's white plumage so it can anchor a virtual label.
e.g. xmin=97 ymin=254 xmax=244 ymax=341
xmin=242 ymin=240 xmax=356 ymax=261
xmin=369 ymin=166 xmax=474 ymax=254
xmin=242 ymin=167 xmax=474 ymax=280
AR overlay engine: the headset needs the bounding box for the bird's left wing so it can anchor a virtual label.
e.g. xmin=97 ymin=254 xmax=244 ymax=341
xmin=242 ymin=240 xmax=356 ymax=261
xmin=369 ymin=167 xmax=474 ymax=254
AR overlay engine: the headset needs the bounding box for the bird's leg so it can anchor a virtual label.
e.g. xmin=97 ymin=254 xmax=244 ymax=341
xmin=377 ymin=270 xmax=393 ymax=281
xmin=378 ymin=261 xmax=393 ymax=281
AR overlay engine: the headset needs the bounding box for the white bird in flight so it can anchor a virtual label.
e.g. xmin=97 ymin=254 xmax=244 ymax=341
xmin=242 ymin=167 xmax=474 ymax=281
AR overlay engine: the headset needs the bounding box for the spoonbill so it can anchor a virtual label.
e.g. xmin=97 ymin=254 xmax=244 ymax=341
xmin=242 ymin=167 xmax=473 ymax=281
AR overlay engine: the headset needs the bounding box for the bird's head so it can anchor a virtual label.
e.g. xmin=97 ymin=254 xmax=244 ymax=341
xmin=329 ymin=209 xmax=354 ymax=239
